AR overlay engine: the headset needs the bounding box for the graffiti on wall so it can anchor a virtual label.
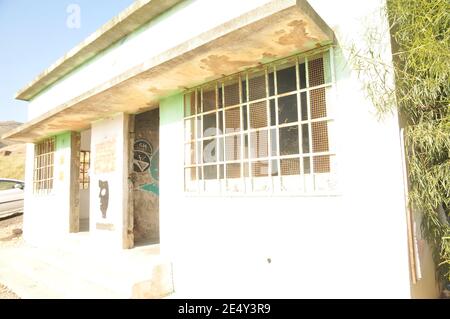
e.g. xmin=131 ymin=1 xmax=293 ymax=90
xmin=133 ymin=138 xmax=159 ymax=195
xmin=99 ymin=180 xmax=109 ymax=218
xmin=133 ymin=109 xmax=159 ymax=244
xmin=139 ymin=149 xmax=159 ymax=195
xmin=133 ymin=139 xmax=153 ymax=173
xmin=94 ymin=138 xmax=116 ymax=173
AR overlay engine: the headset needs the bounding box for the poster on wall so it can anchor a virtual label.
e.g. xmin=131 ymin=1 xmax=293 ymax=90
xmin=94 ymin=137 xmax=116 ymax=231
xmin=94 ymin=138 xmax=116 ymax=174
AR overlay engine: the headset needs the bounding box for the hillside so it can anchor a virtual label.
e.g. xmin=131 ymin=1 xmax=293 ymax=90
xmin=0 ymin=121 xmax=22 ymax=148
xmin=0 ymin=121 xmax=25 ymax=180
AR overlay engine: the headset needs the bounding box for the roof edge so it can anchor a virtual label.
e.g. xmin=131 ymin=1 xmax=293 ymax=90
xmin=15 ymin=0 xmax=184 ymax=101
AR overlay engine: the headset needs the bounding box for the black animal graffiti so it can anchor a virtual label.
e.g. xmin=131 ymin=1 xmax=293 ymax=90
xmin=99 ymin=180 xmax=109 ymax=218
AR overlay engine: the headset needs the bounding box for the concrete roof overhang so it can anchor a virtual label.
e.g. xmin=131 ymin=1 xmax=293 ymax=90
xmin=4 ymin=0 xmax=334 ymax=142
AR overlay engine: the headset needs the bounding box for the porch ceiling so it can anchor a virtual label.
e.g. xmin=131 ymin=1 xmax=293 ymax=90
xmin=4 ymin=0 xmax=334 ymax=143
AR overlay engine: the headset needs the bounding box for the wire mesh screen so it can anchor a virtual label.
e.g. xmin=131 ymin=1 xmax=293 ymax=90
xmin=308 ymin=57 xmax=324 ymax=87
xmin=202 ymin=87 xmax=216 ymax=112
xmin=313 ymin=155 xmax=330 ymax=173
xmin=310 ymin=87 xmax=327 ymax=119
xmin=224 ymin=82 xmax=240 ymax=107
xmin=225 ymin=134 xmax=241 ymax=161
xmin=250 ymin=129 xmax=268 ymax=158
xmin=249 ymin=101 xmax=267 ymax=129
xmin=312 ymin=121 xmax=329 ymax=153
xmin=225 ymin=106 xmax=241 ymax=131
xmin=280 ymin=158 xmax=300 ymax=176
xmin=184 ymin=92 xmax=196 ymax=117
xmin=196 ymin=90 xmax=202 ymax=114
xmin=226 ymin=163 xmax=241 ymax=179
xmin=202 ymin=113 xmax=217 ymax=137
xmin=251 ymin=160 xmax=269 ymax=177
xmin=248 ymin=73 xmax=266 ymax=101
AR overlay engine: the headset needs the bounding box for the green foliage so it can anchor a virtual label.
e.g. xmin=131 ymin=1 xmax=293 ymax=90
xmin=389 ymin=0 xmax=450 ymax=283
xmin=352 ymin=0 xmax=450 ymax=284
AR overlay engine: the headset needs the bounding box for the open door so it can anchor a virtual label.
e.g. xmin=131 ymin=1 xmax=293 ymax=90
xmin=132 ymin=109 xmax=159 ymax=246
xmin=79 ymin=129 xmax=91 ymax=232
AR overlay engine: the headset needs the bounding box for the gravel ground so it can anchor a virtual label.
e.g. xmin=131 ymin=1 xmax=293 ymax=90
xmin=0 ymin=214 xmax=23 ymax=299
xmin=0 ymin=214 xmax=24 ymax=247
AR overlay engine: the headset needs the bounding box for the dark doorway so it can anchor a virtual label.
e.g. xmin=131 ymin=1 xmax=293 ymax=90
xmin=133 ymin=109 xmax=159 ymax=246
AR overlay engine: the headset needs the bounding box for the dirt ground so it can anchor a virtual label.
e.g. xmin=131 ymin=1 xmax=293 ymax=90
xmin=0 ymin=214 xmax=23 ymax=299
xmin=0 ymin=283 xmax=19 ymax=299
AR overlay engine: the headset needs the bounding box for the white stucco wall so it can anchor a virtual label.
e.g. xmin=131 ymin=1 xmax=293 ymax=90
xmin=89 ymin=113 xmax=129 ymax=250
xmin=26 ymin=0 xmax=273 ymax=120
xmin=23 ymin=133 xmax=74 ymax=246
xmin=158 ymin=0 xmax=412 ymax=298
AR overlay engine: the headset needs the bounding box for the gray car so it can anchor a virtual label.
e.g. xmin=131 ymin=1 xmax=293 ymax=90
xmin=0 ymin=178 xmax=24 ymax=218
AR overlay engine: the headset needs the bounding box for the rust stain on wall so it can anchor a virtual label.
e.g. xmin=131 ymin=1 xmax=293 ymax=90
xmin=200 ymin=55 xmax=251 ymax=76
xmin=147 ymin=86 xmax=166 ymax=96
xmin=261 ymin=52 xmax=278 ymax=60
xmin=276 ymin=20 xmax=318 ymax=48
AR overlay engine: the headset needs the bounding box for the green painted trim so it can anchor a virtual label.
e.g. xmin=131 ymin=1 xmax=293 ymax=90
xmin=56 ymin=132 xmax=71 ymax=150
xmin=160 ymin=94 xmax=184 ymax=126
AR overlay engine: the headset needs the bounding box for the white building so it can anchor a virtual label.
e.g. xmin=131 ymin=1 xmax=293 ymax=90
xmin=3 ymin=0 xmax=438 ymax=298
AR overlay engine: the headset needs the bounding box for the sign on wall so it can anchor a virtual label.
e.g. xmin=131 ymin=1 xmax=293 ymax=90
xmin=94 ymin=138 xmax=116 ymax=173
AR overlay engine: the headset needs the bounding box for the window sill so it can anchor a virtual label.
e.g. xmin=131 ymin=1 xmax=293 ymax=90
xmin=183 ymin=190 xmax=342 ymax=198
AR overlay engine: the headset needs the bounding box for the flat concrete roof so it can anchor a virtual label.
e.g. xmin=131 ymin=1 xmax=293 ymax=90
xmin=5 ymin=0 xmax=334 ymax=142
xmin=16 ymin=0 xmax=183 ymax=101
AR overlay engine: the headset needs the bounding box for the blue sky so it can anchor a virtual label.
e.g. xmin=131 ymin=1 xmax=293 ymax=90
xmin=0 ymin=0 xmax=135 ymax=123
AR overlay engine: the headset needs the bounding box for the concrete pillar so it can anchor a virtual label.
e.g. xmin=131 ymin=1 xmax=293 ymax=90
xmin=89 ymin=113 xmax=133 ymax=249
xmin=125 ymin=114 xmax=135 ymax=249
xmin=69 ymin=132 xmax=81 ymax=233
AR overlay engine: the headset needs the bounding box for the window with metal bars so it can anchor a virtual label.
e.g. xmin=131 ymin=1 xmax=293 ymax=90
xmin=184 ymin=49 xmax=337 ymax=194
xmin=80 ymin=150 xmax=90 ymax=190
xmin=33 ymin=137 xmax=55 ymax=194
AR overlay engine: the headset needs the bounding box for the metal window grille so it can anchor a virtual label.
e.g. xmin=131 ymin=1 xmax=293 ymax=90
xmin=183 ymin=48 xmax=336 ymax=194
xmin=33 ymin=137 xmax=55 ymax=194
xmin=80 ymin=150 xmax=90 ymax=190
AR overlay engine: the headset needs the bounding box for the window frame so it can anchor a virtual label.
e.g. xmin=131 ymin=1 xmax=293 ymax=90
xmin=33 ymin=137 xmax=56 ymax=194
xmin=183 ymin=47 xmax=339 ymax=196
xmin=80 ymin=150 xmax=90 ymax=190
